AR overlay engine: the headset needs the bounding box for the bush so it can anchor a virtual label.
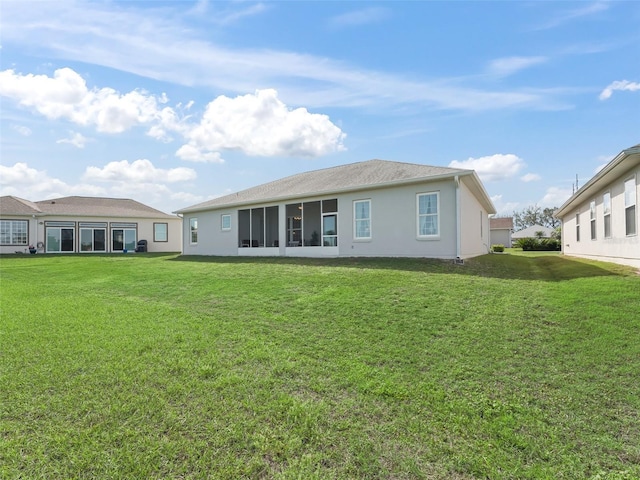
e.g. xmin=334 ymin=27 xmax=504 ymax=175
xmin=514 ymin=237 xmax=561 ymax=251
xmin=491 ymin=244 xmax=505 ymax=253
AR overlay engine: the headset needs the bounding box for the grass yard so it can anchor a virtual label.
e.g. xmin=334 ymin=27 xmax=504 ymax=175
xmin=1 ymin=253 xmax=639 ymax=479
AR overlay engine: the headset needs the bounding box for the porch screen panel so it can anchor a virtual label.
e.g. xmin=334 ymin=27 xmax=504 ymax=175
xmin=265 ymin=206 xmax=279 ymax=247
xmin=303 ymin=201 xmax=321 ymax=246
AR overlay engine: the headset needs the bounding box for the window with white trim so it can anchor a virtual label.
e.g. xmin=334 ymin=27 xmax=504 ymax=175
xmin=354 ymin=200 xmax=371 ymax=240
xmin=603 ymin=192 xmax=611 ymax=239
xmin=624 ymin=177 xmax=636 ymax=236
xmin=590 ymin=200 xmax=596 ymax=240
xmin=417 ymin=192 xmax=439 ymax=237
xmin=154 ymin=223 xmax=168 ymax=242
xmin=190 ymin=218 xmax=198 ymax=244
xmin=576 ymin=213 xmax=580 ymax=242
xmin=0 ymin=220 xmax=28 ymax=245
xmin=221 ymin=214 xmax=231 ymax=231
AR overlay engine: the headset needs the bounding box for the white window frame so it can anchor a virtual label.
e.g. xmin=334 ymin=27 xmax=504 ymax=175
xmin=353 ymin=199 xmax=371 ymax=240
xmin=603 ymin=191 xmax=611 ymax=239
xmin=0 ymin=219 xmax=28 ymax=245
xmin=576 ymin=213 xmax=580 ymax=242
xmin=221 ymin=214 xmax=231 ymax=231
xmin=190 ymin=218 xmax=198 ymax=244
xmin=624 ymin=176 xmax=637 ymax=236
xmin=154 ymin=223 xmax=168 ymax=242
xmin=417 ymin=192 xmax=440 ymax=238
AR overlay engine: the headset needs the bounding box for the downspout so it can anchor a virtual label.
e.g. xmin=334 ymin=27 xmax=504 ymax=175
xmin=454 ymin=175 xmax=461 ymax=260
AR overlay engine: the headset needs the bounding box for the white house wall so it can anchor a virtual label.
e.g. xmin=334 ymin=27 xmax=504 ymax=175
xmin=459 ymin=178 xmax=491 ymax=258
xmin=181 ymin=178 xmax=485 ymax=259
xmin=561 ymin=165 xmax=640 ymax=268
xmin=25 ymin=215 xmax=181 ymax=253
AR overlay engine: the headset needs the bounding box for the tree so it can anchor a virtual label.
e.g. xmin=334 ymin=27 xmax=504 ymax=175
xmin=513 ymin=204 xmax=561 ymax=230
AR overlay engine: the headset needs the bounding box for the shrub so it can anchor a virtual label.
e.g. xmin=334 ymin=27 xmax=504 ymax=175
xmin=514 ymin=237 xmax=561 ymax=251
xmin=492 ymin=244 xmax=505 ymax=253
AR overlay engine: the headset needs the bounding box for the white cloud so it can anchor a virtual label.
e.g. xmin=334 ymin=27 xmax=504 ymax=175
xmin=0 ymin=162 xmax=103 ymax=198
xmin=449 ymin=154 xmax=526 ymax=182
xmin=329 ymin=7 xmax=390 ymax=28
xmin=178 ymin=89 xmax=346 ymax=161
xmin=11 ymin=124 xmax=32 ymax=136
xmin=56 ymin=131 xmax=90 ymax=148
xmin=0 ymin=161 xmax=196 ymax=213
xmin=175 ymin=145 xmax=223 ymax=163
xmin=599 ymin=80 xmax=640 ymax=100
xmin=0 ymin=68 xmax=170 ymax=133
xmin=83 ymin=159 xmax=197 ymax=183
xmin=536 ymin=1 xmax=609 ymax=30
xmin=490 ymin=194 xmax=520 ymax=216
xmin=487 ymin=56 xmax=547 ymax=76
xmin=0 ymin=2 xmax=564 ymax=112
xmin=521 ymin=173 xmax=541 ymax=182
xmin=540 ymin=186 xmax=573 ymax=207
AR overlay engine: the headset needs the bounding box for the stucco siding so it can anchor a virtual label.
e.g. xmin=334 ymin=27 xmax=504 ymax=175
xmin=490 ymin=229 xmax=511 ymax=248
xmin=459 ymin=179 xmax=490 ymax=258
xmin=181 ymin=179 xmax=469 ymax=259
xmin=561 ymin=165 xmax=639 ymax=268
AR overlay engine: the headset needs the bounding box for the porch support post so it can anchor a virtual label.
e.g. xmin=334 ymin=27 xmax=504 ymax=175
xmin=455 ymin=175 xmax=461 ymax=259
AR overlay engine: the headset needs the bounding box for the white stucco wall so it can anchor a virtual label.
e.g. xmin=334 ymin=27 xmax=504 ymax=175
xmin=561 ymin=165 xmax=640 ymax=268
xmin=490 ymin=229 xmax=512 ymax=248
xmin=179 ymin=177 xmax=494 ymax=260
xmin=1 ymin=215 xmax=181 ymax=254
xmin=459 ymin=178 xmax=491 ymax=258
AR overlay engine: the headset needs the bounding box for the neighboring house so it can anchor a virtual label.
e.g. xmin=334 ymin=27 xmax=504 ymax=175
xmin=511 ymin=224 xmax=555 ymax=240
xmin=489 ymin=217 xmax=513 ymax=247
xmin=0 ymin=196 xmax=182 ymax=254
xmin=555 ymin=144 xmax=640 ymax=269
xmin=175 ymin=159 xmax=496 ymax=259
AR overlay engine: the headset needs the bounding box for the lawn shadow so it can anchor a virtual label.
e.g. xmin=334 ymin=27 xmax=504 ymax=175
xmin=168 ymin=253 xmax=633 ymax=282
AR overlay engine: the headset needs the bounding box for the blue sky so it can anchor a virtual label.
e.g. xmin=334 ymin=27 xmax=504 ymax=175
xmin=1 ymin=0 xmax=638 ymax=215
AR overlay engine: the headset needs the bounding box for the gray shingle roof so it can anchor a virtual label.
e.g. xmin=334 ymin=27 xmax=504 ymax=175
xmin=0 ymin=196 xmax=42 ymax=215
xmin=177 ymin=159 xmax=472 ymax=213
xmin=490 ymin=217 xmax=513 ymax=230
xmin=1 ymin=195 xmax=176 ymax=219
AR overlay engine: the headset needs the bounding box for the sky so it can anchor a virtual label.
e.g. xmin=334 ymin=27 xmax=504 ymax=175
xmin=1 ymin=0 xmax=639 ymax=216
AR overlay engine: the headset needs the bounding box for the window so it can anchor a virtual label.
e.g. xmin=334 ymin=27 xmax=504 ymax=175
xmin=221 ymin=214 xmax=231 ymax=231
xmin=45 ymin=226 xmax=75 ymax=253
xmin=354 ymin=200 xmax=371 ymax=240
xmin=322 ymin=199 xmax=338 ymax=247
xmin=0 ymin=220 xmax=28 ymax=245
xmin=80 ymin=223 xmax=107 ymax=252
xmin=112 ymin=228 xmax=136 ymax=251
xmin=603 ymin=192 xmax=611 ymax=239
xmin=190 ymin=218 xmax=198 ymax=244
xmin=417 ymin=192 xmax=439 ymax=237
xmin=576 ymin=213 xmax=580 ymax=242
xmin=154 ymin=223 xmax=168 ymax=242
xmin=625 ymin=177 xmax=636 ymax=236
xmin=590 ymin=200 xmax=596 ymax=240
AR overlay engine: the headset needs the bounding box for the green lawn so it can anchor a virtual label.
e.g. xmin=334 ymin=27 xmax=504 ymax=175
xmin=1 ymin=253 xmax=639 ymax=479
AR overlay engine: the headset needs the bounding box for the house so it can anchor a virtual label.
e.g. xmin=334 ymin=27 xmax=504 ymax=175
xmin=554 ymin=144 xmax=640 ymax=268
xmin=511 ymin=224 xmax=555 ymax=240
xmin=175 ymin=159 xmax=496 ymax=259
xmin=0 ymin=196 xmax=182 ymax=254
xmin=489 ymin=217 xmax=513 ymax=247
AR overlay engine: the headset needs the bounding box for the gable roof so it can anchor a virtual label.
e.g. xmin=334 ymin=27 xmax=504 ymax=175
xmin=176 ymin=159 xmax=495 ymax=214
xmin=512 ymin=224 xmax=555 ymax=238
xmin=490 ymin=217 xmax=513 ymax=230
xmin=0 ymin=195 xmax=176 ymax=219
xmin=0 ymin=196 xmax=42 ymax=215
xmin=555 ymin=144 xmax=640 ymax=218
